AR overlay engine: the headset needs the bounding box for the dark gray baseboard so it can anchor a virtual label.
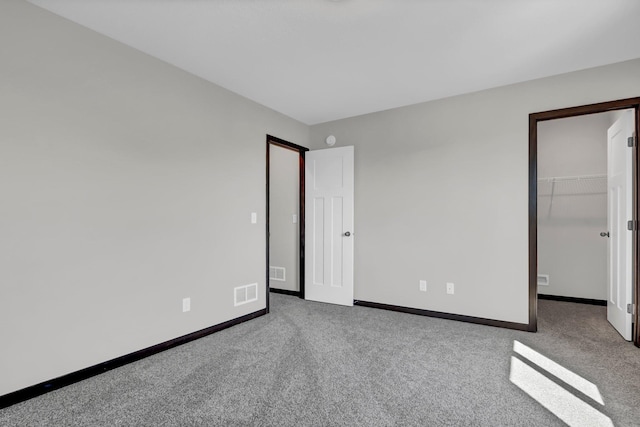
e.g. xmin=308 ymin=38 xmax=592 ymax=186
xmin=354 ymin=300 xmax=531 ymax=331
xmin=269 ymin=288 xmax=301 ymax=297
xmin=538 ymin=294 xmax=607 ymax=306
xmin=0 ymin=308 xmax=267 ymax=410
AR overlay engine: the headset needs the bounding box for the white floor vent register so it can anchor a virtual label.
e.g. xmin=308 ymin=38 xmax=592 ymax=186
xmin=269 ymin=266 xmax=286 ymax=281
xmin=537 ymin=274 xmax=550 ymax=287
xmin=234 ymin=283 xmax=258 ymax=306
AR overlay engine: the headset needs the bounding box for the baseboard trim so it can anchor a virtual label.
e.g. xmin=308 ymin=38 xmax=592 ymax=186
xmin=354 ymin=300 xmax=530 ymax=332
xmin=538 ymin=294 xmax=607 ymax=306
xmin=269 ymin=288 xmax=301 ymax=297
xmin=0 ymin=308 xmax=267 ymax=410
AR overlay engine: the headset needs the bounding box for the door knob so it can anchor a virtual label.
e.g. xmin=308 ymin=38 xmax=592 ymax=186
xmin=600 ymin=231 xmax=609 ymax=237
xmin=344 ymin=231 xmax=351 ymax=237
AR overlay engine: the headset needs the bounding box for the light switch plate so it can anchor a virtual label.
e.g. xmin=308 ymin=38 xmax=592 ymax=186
xmin=251 ymin=212 xmax=257 ymax=224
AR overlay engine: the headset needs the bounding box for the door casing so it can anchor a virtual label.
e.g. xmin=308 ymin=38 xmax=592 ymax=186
xmin=529 ymin=97 xmax=640 ymax=347
xmin=266 ymin=135 xmax=308 ymax=312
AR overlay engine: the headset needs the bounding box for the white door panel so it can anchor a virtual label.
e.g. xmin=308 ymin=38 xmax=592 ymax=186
xmin=305 ymin=146 xmax=354 ymax=306
xmin=607 ymin=110 xmax=634 ymax=341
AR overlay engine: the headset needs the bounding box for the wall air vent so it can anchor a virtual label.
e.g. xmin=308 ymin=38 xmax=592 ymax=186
xmin=269 ymin=266 xmax=286 ymax=282
xmin=537 ymin=274 xmax=550 ymax=287
xmin=234 ymin=283 xmax=258 ymax=306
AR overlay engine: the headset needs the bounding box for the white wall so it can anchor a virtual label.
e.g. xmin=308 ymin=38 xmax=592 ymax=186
xmin=310 ymin=58 xmax=640 ymax=325
xmin=0 ymin=0 xmax=308 ymax=396
xmin=269 ymin=146 xmax=300 ymax=292
xmin=537 ymin=113 xmax=613 ymax=300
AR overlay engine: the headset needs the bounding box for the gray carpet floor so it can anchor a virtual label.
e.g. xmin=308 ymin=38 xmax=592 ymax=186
xmin=1 ymin=294 xmax=639 ymax=426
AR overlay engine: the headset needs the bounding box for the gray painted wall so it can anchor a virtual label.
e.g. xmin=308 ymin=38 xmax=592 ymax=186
xmin=537 ymin=113 xmax=613 ymax=300
xmin=0 ymin=0 xmax=309 ymax=396
xmin=309 ymin=58 xmax=640 ymax=324
xmin=3 ymin=0 xmax=640 ymax=400
xmin=269 ymin=146 xmax=299 ymax=292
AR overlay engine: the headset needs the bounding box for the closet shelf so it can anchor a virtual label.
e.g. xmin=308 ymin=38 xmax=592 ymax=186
xmin=538 ymin=174 xmax=607 ymax=197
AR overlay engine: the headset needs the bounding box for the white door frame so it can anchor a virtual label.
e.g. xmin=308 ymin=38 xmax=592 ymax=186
xmin=529 ymin=98 xmax=640 ymax=347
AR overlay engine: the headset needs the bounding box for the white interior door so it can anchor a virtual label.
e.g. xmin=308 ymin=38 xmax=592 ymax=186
xmin=607 ymin=110 xmax=634 ymax=341
xmin=305 ymin=145 xmax=354 ymax=306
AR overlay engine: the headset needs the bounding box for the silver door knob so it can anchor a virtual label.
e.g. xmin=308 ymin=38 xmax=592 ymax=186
xmin=600 ymin=231 xmax=609 ymax=237
xmin=344 ymin=232 xmax=351 ymax=237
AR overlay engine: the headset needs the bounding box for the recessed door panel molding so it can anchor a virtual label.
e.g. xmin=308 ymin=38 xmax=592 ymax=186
xmin=314 ymin=156 xmax=344 ymax=191
xmin=313 ymin=197 xmax=325 ymax=285
xmin=330 ymin=196 xmax=344 ymax=288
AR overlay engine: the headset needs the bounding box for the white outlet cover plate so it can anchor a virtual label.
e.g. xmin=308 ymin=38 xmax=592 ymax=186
xmin=182 ymin=297 xmax=191 ymax=312
xmin=419 ymin=280 xmax=427 ymax=292
xmin=446 ymin=282 xmax=454 ymax=294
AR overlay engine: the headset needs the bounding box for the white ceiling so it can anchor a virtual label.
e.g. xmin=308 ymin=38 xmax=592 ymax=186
xmin=27 ymin=0 xmax=640 ymax=125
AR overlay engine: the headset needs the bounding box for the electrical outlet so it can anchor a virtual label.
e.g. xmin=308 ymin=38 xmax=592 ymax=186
xmin=446 ymin=282 xmax=455 ymax=295
xmin=182 ymin=297 xmax=191 ymax=312
xmin=251 ymin=212 xmax=257 ymax=224
xmin=419 ymin=280 xmax=427 ymax=292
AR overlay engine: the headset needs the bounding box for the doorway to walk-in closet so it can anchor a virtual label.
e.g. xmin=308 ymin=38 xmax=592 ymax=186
xmin=266 ymin=136 xmax=307 ymax=310
xmin=536 ymin=108 xmax=636 ymax=341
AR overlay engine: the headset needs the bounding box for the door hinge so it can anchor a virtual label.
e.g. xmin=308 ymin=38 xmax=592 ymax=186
xmin=629 ymin=136 xmax=638 ymax=147
xmin=628 ymin=220 xmax=635 ymax=231
xmin=628 ymin=303 xmax=633 ymax=314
